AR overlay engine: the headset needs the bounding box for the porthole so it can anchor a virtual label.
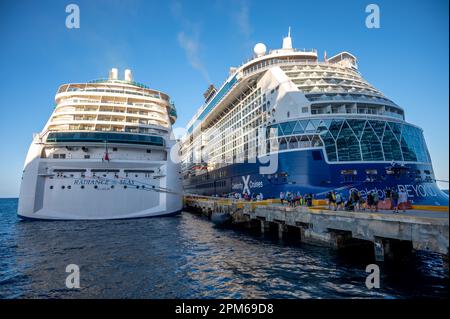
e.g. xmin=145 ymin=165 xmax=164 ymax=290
xmin=67 ymin=186 xmax=71 ymax=189
xmin=94 ymin=185 xmax=98 ymax=189
xmin=81 ymin=185 xmax=85 ymax=189
xmin=124 ymin=185 xmax=127 ymax=189
xmin=50 ymin=186 xmax=54 ymax=189
xmin=141 ymin=185 xmax=145 ymax=189
xmin=61 ymin=186 xmax=65 ymax=189
xmin=111 ymin=185 xmax=114 ymax=189
xmin=136 ymin=186 xmax=139 ymax=189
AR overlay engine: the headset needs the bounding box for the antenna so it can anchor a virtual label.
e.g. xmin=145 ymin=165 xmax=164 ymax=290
xmin=282 ymin=27 xmax=293 ymax=50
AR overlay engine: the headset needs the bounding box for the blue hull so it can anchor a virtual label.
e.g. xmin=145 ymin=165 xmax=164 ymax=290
xmin=184 ymin=149 xmax=449 ymax=206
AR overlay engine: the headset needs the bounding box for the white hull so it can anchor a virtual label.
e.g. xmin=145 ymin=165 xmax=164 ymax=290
xmin=18 ymin=141 xmax=182 ymax=220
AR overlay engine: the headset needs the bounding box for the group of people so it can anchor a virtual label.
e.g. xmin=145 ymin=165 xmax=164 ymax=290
xmin=279 ymin=192 xmax=313 ymax=207
xmin=326 ymin=188 xmax=409 ymax=213
xmin=216 ymin=187 xmax=409 ymax=213
xmin=223 ymin=192 xmax=264 ymax=201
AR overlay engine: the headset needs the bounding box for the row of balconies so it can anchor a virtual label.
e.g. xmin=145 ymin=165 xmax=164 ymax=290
xmin=50 ymin=117 xmax=167 ymax=127
xmin=57 ymin=99 xmax=167 ymax=113
xmin=53 ymin=107 xmax=167 ymax=119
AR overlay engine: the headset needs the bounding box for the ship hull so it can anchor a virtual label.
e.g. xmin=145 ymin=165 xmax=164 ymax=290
xmin=184 ymin=149 xmax=449 ymax=207
xmin=18 ymin=142 xmax=183 ymax=220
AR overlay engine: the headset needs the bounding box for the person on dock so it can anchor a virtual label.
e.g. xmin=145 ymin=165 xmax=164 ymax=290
xmin=330 ymin=191 xmax=337 ymax=210
xmin=367 ymin=191 xmax=375 ymax=212
xmin=358 ymin=192 xmax=365 ymax=211
xmin=280 ymin=192 xmax=285 ymax=205
xmin=373 ymin=191 xmax=379 ymax=212
xmin=326 ymin=192 xmax=332 ymax=209
xmin=391 ymin=189 xmax=399 ymax=213
xmin=335 ymin=193 xmax=343 ymax=211
xmin=306 ymin=193 xmax=313 ymax=207
xmin=398 ymin=189 xmax=408 ymax=212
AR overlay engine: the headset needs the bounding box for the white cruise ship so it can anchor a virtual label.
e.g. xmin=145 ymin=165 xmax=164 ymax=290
xmin=18 ymin=68 xmax=182 ymax=220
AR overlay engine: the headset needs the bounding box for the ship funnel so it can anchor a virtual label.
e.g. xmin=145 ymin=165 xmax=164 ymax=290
xmin=282 ymin=27 xmax=293 ymax=50
xmin=124 ymin=69 xmax=133 ymax=82
xmin=109 ymin=68 xmax=118 ymax=80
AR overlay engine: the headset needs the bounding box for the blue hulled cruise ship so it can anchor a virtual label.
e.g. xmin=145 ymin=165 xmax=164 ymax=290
xmin=180 ymin=31 xmax=448 ymax=208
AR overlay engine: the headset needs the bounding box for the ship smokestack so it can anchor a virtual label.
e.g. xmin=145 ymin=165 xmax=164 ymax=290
xmin=109 ymin=68 xmax=118 ymax=80
xmin=124 ymin=69 xmax=133 ymax=82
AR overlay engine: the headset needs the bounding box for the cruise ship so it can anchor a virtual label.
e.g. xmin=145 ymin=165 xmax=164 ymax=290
xmin=18 ymin=68 xmax=182 ymax=220
xmin=180 ymin=30 xmax=449 ymax=208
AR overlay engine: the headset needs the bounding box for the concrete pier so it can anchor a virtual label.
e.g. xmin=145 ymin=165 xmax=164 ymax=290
xmin=184 ymin=196 xmax=449 ymax=261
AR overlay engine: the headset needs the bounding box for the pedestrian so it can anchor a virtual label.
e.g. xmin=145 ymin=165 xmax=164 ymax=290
xmin=335 ymin=193 xmax=343 ymax=211
xmin=367 ymin=191 xmax=374 ymax=212
xmin=326 ymin=192 xmax=332 ymax=209
xmin=398 ymin=189 xmax=408 ymax=212
xmin=372 ymin=191 xmax=379 ymax=212
xmin=280 ymin=192 xmax=285 ymax=205
xmin=391 ymin=189 xmax=399 ymax=213
xmin=330 ymin=191 xmax=336 ymax=210
xmin=358 ymin=192 xmax=365 ymax=211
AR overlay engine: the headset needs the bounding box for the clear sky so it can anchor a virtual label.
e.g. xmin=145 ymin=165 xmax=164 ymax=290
xmin=0 ymin=0 xmax=448 ymax=197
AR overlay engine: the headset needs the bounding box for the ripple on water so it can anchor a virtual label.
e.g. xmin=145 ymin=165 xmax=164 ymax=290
xmin=0 ymin=199 xmax=448 ymax=298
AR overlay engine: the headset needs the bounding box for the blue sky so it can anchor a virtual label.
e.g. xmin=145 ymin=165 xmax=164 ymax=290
xmin=0 ymin=0 xmax=448 ymax=197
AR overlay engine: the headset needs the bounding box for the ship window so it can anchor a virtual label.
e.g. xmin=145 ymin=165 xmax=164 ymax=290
xmin=61 ymin=186 xmax=65 ymax=189
xmin=53 ymin=154 xmax=59 ymax=159
xmin=84 ymin=155 xmax=90 ymax=159
xmin=361 ymin=124 xmax=383 ymax=161
xmin=382 ymin=126 xmax=403 ymax=161
xmin=424 ymin=170 xmax=431 ymax=175
xmin=94 ymin=185 xmax=98 ymax=189
xmin=60 ymin=154 xmax=66 ymax=159
xmin=81 ymin=185 xmax=85 ymax=189
xmin=124 ymin=185 xmax=127 ymax=189
xmin=111 ymin=185 xmax=114 ymax=189
xmin=113 ymin=147 xmax=118 ymax=151
xmin=50 ymin=186 xmax=53 ymax=189
xmin=336 ymin=122 xmax=361 ymax=161
xmin=146 ymin=149 xmax=151 ymax=153
xmin=341 ymin=169 xmax=357 ymax=175
xmin=67 ymin=186 xmax=71 ymax=189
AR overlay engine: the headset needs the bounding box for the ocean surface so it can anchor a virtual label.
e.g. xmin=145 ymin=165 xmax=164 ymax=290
xmin=0 ymin=198 xmax=448 ymax=299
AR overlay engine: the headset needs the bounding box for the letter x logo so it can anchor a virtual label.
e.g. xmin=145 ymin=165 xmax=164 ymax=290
xmin=242 ymin=175 xmax=250 ymax=194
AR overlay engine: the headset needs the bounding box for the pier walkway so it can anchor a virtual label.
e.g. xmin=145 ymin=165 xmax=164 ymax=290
xmin=184 ymin=196 xmax=449 ymax=261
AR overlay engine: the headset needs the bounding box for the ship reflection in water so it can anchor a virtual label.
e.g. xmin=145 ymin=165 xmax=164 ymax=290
xmin=0 ymin=199 xmax=448 ymax=299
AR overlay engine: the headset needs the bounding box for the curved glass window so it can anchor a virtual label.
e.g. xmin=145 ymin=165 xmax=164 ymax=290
xmin=336 ymin=122 xmax=361 ymax=161
xmin=347 ymin=119 xmax=365 ymax=140
xmin=360 ymin=123 xmax=383 ymax=161
xmin=268 ymin=118 xmax=430 ymax=163
xmin=382 ymin=126 xmax=403 ymax=161
xmin=322 ymin=131 xmax=337 ymax=161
